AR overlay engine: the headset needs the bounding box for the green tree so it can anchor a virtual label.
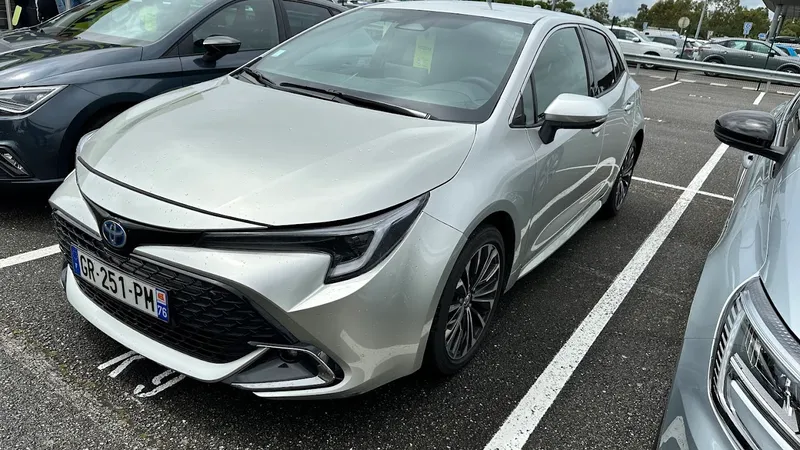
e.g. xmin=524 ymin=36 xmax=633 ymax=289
xmin=583 ymin=2 xmax=610 ymax=24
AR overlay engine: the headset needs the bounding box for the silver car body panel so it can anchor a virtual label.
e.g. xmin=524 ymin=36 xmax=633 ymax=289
xmin=657 ymin=95 xmax=800 ymax=448
xmin=52 ymin=3 xmax=646 ymax=398
xmin=78 ymin=76 xmax=477 ymax=227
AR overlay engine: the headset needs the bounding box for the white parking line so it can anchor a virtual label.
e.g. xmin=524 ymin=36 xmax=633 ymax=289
xmin=0 ymin=245 xmax=60 ymax=270
xmin=778 ymin=91 xmax=797 ymax=96
xmin=634 ymin=177 xmax=734 ymax=201
xmin=753 ymin=92 xmax=766 ymax=105
xmin=650 ymin=81 xmax=681 ymax=92
xmin=678 ymin=79 xmax=696 ymax=83
xmin=710 ymin=82 xmax=728 ymax=87
xmin=484 ymin=144 xmax=730 ymax=450
xmin=742 ymin=86 xmax=757 ymax=91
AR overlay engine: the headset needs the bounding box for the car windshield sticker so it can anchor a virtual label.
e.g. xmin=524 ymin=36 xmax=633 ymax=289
xmin=413 ymin=30 xmax=435 ymax=74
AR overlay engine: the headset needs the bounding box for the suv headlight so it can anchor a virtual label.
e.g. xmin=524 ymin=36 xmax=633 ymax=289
xmin=712 ymin=278 xmax=800 ymax=447
xmin=0 ymin=86 xmax=66 ymax=114
xmin=199 ymin=194 xmax=428 ymax=283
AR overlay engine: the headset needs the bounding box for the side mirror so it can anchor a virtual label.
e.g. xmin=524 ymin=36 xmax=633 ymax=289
xmin=770 ymin=50 xmax=779 ymax=57
xmin=538 ymin=93 xmax=609 ymax=145
xmin=201 ymin=35 xmax=241 ymax=63
xmin=714 ymin=110 xmax=785 ymax=162
xmin=632 ymin=37 xmax=641 ymax=43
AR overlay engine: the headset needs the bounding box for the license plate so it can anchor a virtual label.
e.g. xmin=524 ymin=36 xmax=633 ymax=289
xmin=70 ymin=246 xmax=169 ymax=323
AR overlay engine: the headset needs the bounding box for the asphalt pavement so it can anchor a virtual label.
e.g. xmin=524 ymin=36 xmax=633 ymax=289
xmin=0 ymin=75 xmax=791 ymax=450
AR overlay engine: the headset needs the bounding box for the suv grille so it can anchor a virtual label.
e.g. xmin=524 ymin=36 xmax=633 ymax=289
xmin=53 ymin=213 xmax=293 ymax=364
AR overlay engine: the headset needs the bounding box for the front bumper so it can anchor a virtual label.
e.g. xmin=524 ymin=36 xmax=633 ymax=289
xmin=51 ymin=172 xmax=463 ymax=399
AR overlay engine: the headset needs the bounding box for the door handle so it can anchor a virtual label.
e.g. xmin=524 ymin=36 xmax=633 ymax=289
xmin=749 ymin=54 xmax=754 ymax=58
xmin=624 ymin=102 xmax=634 ymax=112
xmin=722 ymin=50 xmax=728 ymax=54
xmin=591 ymin=126 xmax=602 ymax=135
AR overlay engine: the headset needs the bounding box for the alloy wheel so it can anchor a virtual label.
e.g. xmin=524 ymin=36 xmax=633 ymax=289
xmin=444 ymin=243 xmax=501 ymax=361
xmin=614 ymin=143 xmax=636 ymax=210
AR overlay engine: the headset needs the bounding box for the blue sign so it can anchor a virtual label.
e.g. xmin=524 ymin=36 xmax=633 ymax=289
xmin=744 ymin=21 xmax=753 ymax=36
xmin=758 ymin=32 xmax=767 ymax=40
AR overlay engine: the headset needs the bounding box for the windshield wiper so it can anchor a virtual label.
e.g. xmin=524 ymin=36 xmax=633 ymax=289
xmin=239 ymin=67 xmax=276 ymax=88
xmin=279 ymin=82 xmax=435 ymax=120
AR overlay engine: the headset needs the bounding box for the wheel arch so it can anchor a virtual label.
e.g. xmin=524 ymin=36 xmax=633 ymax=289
xmin=777 ymin=63 xmax=800 ymax=73
xmin=703 ymin=55 xmax=726 ymax=64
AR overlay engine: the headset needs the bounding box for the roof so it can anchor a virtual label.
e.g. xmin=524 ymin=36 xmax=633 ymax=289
xmin=762 ymin=0 xmax=800 ymax=20
xmin=362 ymin=1 xmax=585 ymax=25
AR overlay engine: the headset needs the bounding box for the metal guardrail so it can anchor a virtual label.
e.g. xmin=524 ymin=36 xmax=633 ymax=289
xmin=623 ymin=53 xmax=800 ymax=86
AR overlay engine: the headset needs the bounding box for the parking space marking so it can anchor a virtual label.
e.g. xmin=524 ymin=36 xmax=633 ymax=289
xmin=633 ymin=176 xmax=733 ymax=201
xmin=710 ymin=82 xmax=728 ymax=87
xmin=678 ymin=79 xmax=696 ymax=83
xmin=97 ymin=351 xmax=186 ymax=398
xmin=649 ymin=75 xmax=666 ymax=80
xmin=778 ymin=91 xmax=797 ymax=96
xmin=753 ymin=92 xmax=766 ymax=105
xmin=0 ymin=245 xmax=60 ymax=270
xmin=743 ymin=86 xmax=757 ymax=91
xmin=484 ymin=144 xmax=730 ymax=450
xmin=650 ymin=81 xmax=681 ymax=92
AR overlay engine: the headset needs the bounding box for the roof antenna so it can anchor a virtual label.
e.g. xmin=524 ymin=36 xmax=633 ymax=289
xmin=486 ymin=0 xmax=492 ymax=9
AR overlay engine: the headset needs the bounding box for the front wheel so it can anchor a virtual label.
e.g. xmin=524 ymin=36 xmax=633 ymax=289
xmin=424 ymin=225 xmax=506 ymax=375
xmin=703 ymin=60 xmax=722 ymax=77
xmin=600 ymin=140 xmax=638 ymax=218
xmin=643 ymin=52 xmax=659 ymax=70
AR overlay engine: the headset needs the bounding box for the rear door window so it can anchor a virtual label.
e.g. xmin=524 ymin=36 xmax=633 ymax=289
xmin=282 ymin=0 xmax=333 ymax=37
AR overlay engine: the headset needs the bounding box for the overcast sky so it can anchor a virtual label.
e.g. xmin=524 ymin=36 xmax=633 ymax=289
xmin=576 ymin=0 xmax=768 ymax=18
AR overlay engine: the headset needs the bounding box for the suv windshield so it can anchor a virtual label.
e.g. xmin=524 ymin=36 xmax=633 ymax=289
xmin=35 ymin=0 xmax=214 ymax=46
xmin=250 ymin=8 xmax=531 ymax=123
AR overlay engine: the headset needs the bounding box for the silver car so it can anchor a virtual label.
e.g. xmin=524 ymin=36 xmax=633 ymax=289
xmin=50 ymin=1 xmax=645 ymax=398
xmin=656 ymin=98 xmax=800 ymax=447
xmin=697 ymin=38 xmax=800 ymax=75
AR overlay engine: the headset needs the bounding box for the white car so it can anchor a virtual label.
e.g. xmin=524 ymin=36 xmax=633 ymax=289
xmin=607 ymin=26 xmax=680 ymax=68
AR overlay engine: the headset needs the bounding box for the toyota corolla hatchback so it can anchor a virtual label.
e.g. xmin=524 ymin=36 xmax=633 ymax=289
xmin=50 ymin=1 xmax=645 ymax=398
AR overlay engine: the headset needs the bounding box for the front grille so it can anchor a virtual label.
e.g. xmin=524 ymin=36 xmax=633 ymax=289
xmin=53 ymin=212 xmax=293 ymax=364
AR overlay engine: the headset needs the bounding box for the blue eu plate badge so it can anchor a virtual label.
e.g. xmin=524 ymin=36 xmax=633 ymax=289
xmin=71 ymin=246 xmax=80 ymax=275
xmin=156 ymin=288 xmax=169 ymax=322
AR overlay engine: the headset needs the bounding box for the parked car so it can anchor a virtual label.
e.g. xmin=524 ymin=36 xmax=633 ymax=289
xmin=696 ymin=38 xmax=800 ymax=75
xmin=50 ymin=2 xmax=645 ymax=399
xmin=655 ymin=96 xmax=800 ymax=449
xmin=0 ymin=0 xmax=346 ymax=188
xmin=606 ymin=25 xmax=680 ymax=68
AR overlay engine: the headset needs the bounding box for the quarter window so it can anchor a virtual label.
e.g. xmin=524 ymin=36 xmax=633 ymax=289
xmin=182 ymin=0 xmax=279 ymax=55
xmin=532 ymin=27 xmax=588 ymax=121
xmin=583 ymin=28 xmax=616 ymax=95
xmin=283 ymin=0 xmax=333 ymax=37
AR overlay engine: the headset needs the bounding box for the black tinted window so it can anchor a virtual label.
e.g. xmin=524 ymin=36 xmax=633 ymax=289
xmin=283 ymin=0 xmax=332 ymax=36
xmin=584 ymin=28 xmax=615 ymax=95
xmin=532 ymin=27 xmax=589 ymax=120
xmin=653 ymin=37 xmax=676 ymax=46
xmin=186 ymin=0 xmax=279 ymax=54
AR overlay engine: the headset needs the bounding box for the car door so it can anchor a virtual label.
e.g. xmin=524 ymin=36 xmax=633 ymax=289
xmin=178 ymin=0 xmax=283 ymax=87
xmin=582 ymin=26 xmax=632 ymax=199
xmin=610 ymin=28 xmax=637 ymax=55
xmin=521 ymin=25 xmax=602 ymax=256
xmin=748 ymin=41 xmax=783 ymax=70
xmin=721 ymin=39 xmax=750 ymax=66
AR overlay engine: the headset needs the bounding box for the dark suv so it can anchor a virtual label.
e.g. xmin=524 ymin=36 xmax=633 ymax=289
xmin=0 ymin=0 xmax=345 ymax=188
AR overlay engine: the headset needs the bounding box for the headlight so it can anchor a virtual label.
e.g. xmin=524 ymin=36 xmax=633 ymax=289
xmin=712 ymin=278 xmax=800 ymax=447
xmin=0 ymin=86 xmax=66 ymax=114
xmin=199 ymin=194 xmax=428 ymax=283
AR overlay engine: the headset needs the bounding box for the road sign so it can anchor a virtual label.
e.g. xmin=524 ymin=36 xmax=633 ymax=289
xmin=707 ymin=30 xmax=714 ymax=39
xmin=744 ymin=21 xmax=753 ymax=36
xmin=678 ymin=17 xmax=690 ymax=29
xmin=758 ymin=32 xmax=767 ymax=40
xmin=643 ymin=22 xmax=648 ymax=31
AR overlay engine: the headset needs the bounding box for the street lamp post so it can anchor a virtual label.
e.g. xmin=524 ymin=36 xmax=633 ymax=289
xmin=695 ymin=0 xmax=707 ymax=39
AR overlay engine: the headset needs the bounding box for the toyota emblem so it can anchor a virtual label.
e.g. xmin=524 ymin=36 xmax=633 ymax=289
xmin=102 ymin=220 xmax=127 ymax=249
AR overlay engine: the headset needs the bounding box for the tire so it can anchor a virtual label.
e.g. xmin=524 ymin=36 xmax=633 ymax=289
xmin=703 ymin=59 xmax=722 ymax=77
xmin=600 ymin=139 xmax=638 ymax=218
xmin=424 ymin=225 xmax=506 ymax=375
xmin=643 ymin=52 xmax=659 ymax=70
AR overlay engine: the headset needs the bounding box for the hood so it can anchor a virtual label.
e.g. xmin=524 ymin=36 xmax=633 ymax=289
xmin=79 ymin=76 xmax=477 ymax=226
xmin=0 ymin=33 xmax=136 ymax=87
xmin=761 ymin=167 xmax=800 ymax=337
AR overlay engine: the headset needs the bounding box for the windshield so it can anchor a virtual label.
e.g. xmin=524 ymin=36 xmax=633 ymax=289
xmin=631 ymin=29 xmax=651 ymax=42
xmin=250 ymin=8 xmax=531 ymax=123
xmin=36 ymin=0 xmax=214 ymax=46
